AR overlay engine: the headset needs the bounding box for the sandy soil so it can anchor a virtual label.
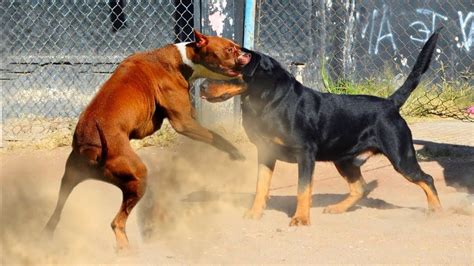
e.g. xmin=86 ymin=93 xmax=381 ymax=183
xmin=1 ymin=137 xmax=473 ymax=264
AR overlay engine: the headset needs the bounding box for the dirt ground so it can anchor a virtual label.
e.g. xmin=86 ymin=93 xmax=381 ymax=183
xmin=1 ymin=129 xmax=473 ymax=264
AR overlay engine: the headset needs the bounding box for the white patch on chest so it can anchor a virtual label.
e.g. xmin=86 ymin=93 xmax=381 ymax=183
xmin=175 ymin=42 xmax=194 ymax=67
xmin=174 ymin=42 xmax=235 ymax=82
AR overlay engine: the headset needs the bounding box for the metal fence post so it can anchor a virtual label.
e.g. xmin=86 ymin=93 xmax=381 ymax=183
xmin=193 ymin=0 xmax=203 ymax=122
xmin=236 ymin=0 xmax=257 ymax=129
xmin=244 ymin=0 xmax=256 ymax=49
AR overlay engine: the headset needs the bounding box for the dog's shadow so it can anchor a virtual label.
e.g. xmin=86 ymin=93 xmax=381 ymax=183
xmin=183 ymin=181 xmax=421 ymax=217
xmin=414 ymin=139 xmax=474 ymax=194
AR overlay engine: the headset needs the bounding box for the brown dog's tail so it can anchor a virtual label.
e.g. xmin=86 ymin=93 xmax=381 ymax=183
xmin=388 ymin=27 xmax=441 ymax=109
xmin=95 ymin=120 xmax=108 ymax=166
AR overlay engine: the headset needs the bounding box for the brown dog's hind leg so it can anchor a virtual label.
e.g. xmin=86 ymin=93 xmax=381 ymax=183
xmin=44 ymin=151 xmax=90 ymax=235
xmin=105 ymin=150 xmax=147 ymax=250
xmin=323 ymin=161 xmax=366 ymax=214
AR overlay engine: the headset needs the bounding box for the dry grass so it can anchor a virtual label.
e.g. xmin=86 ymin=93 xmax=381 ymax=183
xmin=2 ymin=117 xmax=178 ymax=152
xmin=320 ymin=64 xmax=474 ymax=122
xmin=2 ymin=116 xmax=76 ymax=151
xmin=402 ymin=80 xmax=473 ymax=120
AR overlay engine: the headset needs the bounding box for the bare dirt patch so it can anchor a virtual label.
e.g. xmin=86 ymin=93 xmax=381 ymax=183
xmin=1 ymin=137 xmax=473 ymax=264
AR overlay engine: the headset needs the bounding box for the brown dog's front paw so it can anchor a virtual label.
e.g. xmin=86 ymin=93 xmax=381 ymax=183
xmin=427 ymin=205 xmax=443 ymax=216
xmin=427 ymin=202 xmax=443 ymax=213
xmin=115 ymin=242 xmax=130 ymax=253
xmin=323 ymin=204 xmax=347 ymax=214
xmin=243 ymin=209 xmax=263 ymax=220
xmin=229 ymin=150 xmax=246 ymax=161
xmin=289 ymin=215 xmax=310 ymax=226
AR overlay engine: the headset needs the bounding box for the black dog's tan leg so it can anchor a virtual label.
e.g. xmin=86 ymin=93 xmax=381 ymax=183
xmin=399 ymin=166 xmax=441 ymax=211
xmin=244 ymin=152 xmax=276 ymax=219
xmin=290 ymin=152 xmax=315 ymax=226
xmin=415 ymin=179 xmax=442 ymax=211
xmin=44 ymin=151 xmax=91 ymax=235
xmin=323 ymin=161 xmax=366 ymax=214
xmin=290 ymin=185 xmax=313 ymax=226
xmin=105 ymin=146 xmax=148 ymax=250
xmin=395 ymin=156 xmax=441 ymax=211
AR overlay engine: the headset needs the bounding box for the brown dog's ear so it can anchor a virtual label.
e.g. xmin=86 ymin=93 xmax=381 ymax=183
xmin=193 ymin=29 xmax=208 ymax=48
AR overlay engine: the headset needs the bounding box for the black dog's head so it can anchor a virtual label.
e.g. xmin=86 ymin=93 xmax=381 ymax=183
xmin=200 ymin=48 xmax=279 ymax=102
xmin=239 ymin=48 xmax=260 ymax=78
xmin=239 ymin=48 xmax=279 ymax=79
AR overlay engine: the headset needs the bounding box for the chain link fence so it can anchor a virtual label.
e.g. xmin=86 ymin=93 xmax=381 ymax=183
xmin=255 ymin=0 xmax=473 ymax=121
xmin=1 ymin=1 xmax=196 ymax=148
xmin=1 ymin=0 xmax=473 ymax=149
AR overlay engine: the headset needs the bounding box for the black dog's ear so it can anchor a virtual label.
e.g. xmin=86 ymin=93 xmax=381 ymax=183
xmin=241 ymin=48 xmax=261 ymax=77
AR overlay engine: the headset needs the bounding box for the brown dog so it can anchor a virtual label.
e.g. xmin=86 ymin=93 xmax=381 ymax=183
xmin=43 ymin=30 xmax=251 ymax=249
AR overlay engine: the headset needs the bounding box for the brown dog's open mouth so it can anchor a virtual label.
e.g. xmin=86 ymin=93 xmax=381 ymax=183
xmin=220 ymin=62 xmax=247 ymax=77
xmin=204 ymin=52 xmax=250 ymax=77
xmin=204 ymin=64 xmax=241 ymax=77
xmin=222 ymin=68 xmax=241 ymax=77
xmin=219 ymin=53 xmax=251 ymax=77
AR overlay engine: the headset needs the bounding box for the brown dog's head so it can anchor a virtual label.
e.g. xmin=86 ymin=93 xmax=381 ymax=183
xmin=200 ymin=48 xmax=263 ymax=102
xmin=185 ymin=30 xmax=251 ymax=79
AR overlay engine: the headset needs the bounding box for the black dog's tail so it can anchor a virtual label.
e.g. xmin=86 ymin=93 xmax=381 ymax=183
xmin=389 ymin=28 xmax=441 ymax=109
xmin=95 ymin=120 xmax=108 ymax=166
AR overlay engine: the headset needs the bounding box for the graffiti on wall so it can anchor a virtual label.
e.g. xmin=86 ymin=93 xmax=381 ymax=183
xmin=360 ymin=5 xmax=473 ymax=54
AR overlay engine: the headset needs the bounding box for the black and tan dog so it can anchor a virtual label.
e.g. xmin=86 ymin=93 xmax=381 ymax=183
xmin=200 ymin=29 xmax=442 ymax=226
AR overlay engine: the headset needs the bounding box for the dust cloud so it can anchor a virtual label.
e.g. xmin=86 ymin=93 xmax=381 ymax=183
xmin=1 ymin=138 xmax=258 ymax=264
xmin=136 ymin=138 xmax=258 ymax=246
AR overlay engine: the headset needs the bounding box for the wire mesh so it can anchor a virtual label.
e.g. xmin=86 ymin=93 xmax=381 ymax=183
xmin=254 ymin=0 xmax=473 ymax=121
xmin=1 ymin=0 xmax=472 ymax=149
xmin=1 ymin=0 xmax=195 ymax=147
